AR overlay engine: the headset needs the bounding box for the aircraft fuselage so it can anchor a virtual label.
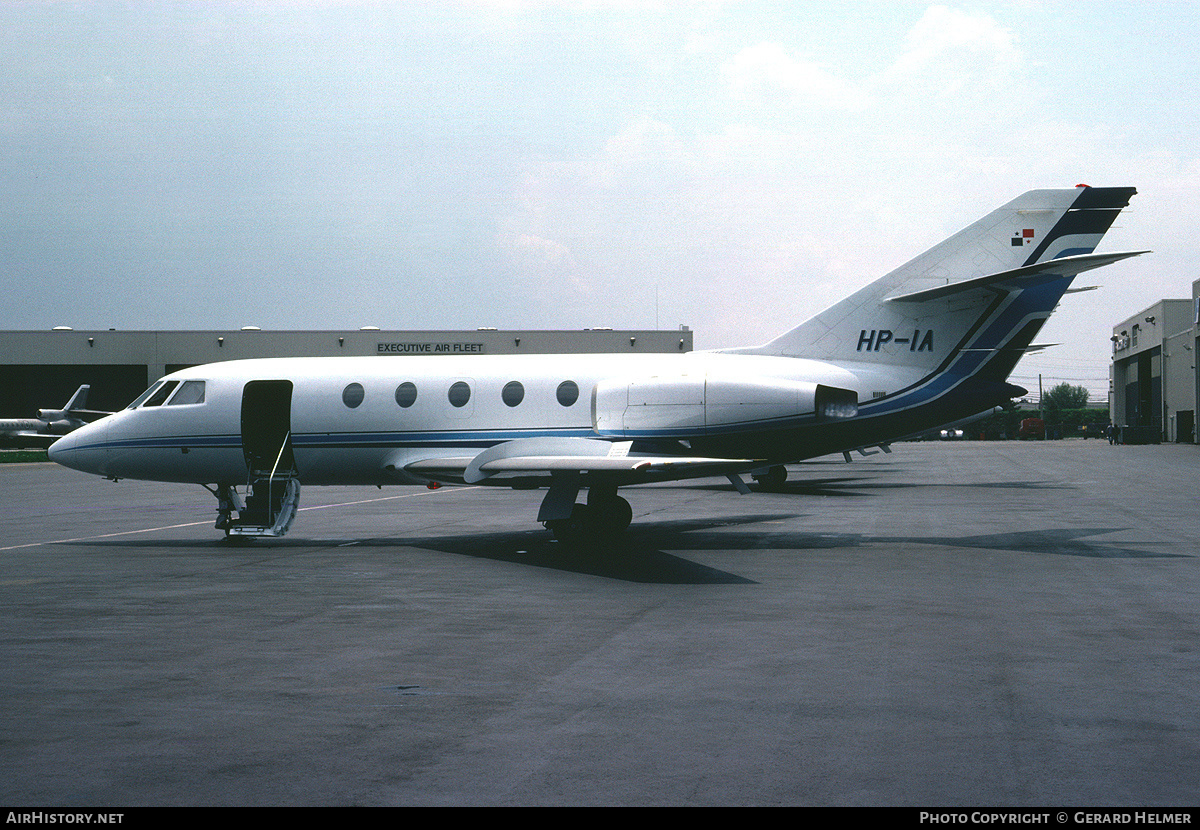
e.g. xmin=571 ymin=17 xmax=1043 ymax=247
xmin=51 ymin=351 xmax=891 ymax=486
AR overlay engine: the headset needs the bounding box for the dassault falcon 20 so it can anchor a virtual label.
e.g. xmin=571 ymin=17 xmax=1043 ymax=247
xmin=0 ymin=385 xmax=109 ymax=448
xmin=50 ymin=186 xmax=1144 ymax=541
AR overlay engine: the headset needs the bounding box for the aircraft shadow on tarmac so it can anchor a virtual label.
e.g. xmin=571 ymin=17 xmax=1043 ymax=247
xmin=380 ymin=518 xmax=1178 ymax=585
xmin=71 ymin=517 xmax=1175 ymax=586
xmin=686 ymin=476 xmax=1073 ymax=497
xmin=375 ymin=513 xmax=795 ymax=585
xmin=67 ymin=481 xmax=1178 ymax=585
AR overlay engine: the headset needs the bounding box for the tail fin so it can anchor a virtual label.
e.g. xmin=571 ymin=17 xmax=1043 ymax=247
xmin=39 ymin=385 xmax=109 ymax=422
xmin=740 ymin=186 xmax=1138 ymax=369
xmin=63 ymin=385 xmax=90 ymax=412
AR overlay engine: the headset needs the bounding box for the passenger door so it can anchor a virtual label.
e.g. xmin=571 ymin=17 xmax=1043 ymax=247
xmin=240 ymin=380 xmax=296 ymax=477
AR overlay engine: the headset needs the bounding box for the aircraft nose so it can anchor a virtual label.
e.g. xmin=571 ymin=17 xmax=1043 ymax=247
xmin=46 ymin=429 xmax=75 ymax=463
xmin=48 ymin=420 xmax=107 ymax=475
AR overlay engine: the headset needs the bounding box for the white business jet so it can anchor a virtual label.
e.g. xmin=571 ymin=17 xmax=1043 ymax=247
xmin=50 ymin=186 xmax=1144 ymax=541
xmin=1 ymin=385 xmax=110 ymax=447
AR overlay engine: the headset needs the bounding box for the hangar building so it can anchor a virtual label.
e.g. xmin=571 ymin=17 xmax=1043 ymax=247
xmin=1110 ymin=281 xmax=1199 ymax=443
xmin=0 ymin=328 xmax=692 ymax=419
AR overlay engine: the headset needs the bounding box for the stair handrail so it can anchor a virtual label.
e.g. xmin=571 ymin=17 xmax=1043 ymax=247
xmin=266 ymin=431 xmax=292 ymax=525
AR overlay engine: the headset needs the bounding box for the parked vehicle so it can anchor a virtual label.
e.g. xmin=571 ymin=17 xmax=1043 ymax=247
xmin=1018 ymin=418 xmax=1045 ymax=440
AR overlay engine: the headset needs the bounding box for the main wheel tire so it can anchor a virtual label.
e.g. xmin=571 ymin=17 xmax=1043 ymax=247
xmin=546 ymin=496 xmax=632 ymax=542
xmin=595 ymin=495 xmax=632 ymax=533
xmin=752 ymin=465 xmax=787 ymax=490
xmin=546 ymin=503 xmax=592 ymax=544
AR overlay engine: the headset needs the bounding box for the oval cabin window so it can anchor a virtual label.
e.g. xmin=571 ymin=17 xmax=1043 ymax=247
xmin=556 ymin=380 xmax=579 ymax=407
xmin=502 ymin=381 xmax=524 ymax=407
xmin=342 ymin=383 xmax=365 ymax=409
xmin=395 ymin=382 xmax=417 ymax=408
xmin=448 ymin=381 xmax=471 ymax=408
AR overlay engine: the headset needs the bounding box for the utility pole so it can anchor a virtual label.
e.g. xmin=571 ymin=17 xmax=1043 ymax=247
xmin=1038 ymin=374 xmax=1044 ymax=439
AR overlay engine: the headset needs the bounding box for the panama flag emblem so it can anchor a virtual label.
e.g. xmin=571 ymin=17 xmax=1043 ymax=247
xmin=1011 ymin=228 xmax=1036 ymax=246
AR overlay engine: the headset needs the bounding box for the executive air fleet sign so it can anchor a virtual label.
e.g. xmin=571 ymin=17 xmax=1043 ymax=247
xmin=376 ymin=342 xmax=486 ymax=354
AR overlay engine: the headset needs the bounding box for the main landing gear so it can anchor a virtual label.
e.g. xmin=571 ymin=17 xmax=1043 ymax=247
xmin=543 ymin=487 xmax=633 ymax=544
xmin=751 ymin=464 xmax=788 ymax=490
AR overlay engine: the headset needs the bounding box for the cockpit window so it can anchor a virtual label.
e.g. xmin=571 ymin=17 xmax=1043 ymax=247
xmin=127 ymin=381 xmax=165 ymax=409
xmin=166 ymin=380 xmax=206 ymax=406
xmin=142 ymin=380 xmax=179 ymax=407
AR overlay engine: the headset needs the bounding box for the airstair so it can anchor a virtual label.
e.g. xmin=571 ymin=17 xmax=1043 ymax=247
xmin=219 ymin=430 xmax=301 ymax=538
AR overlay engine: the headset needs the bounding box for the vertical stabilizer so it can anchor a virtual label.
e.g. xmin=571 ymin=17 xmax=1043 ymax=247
xmin=740 ymin=187 xmax=1136 ymax=365
xmin=63 ymin=385 xmax=90 ymax=413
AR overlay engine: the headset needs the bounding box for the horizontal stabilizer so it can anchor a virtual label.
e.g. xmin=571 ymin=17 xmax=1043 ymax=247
xmin=961 ymin=342 xmax=1057 ymax=354
xmin=885 ymin=250 xmax=1148 ymax=303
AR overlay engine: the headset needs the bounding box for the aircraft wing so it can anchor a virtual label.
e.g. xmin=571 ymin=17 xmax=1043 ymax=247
xmin=68 ymin=409 xmax=113 ymax=420
xmin=2 ymin=432 xmax=61 ymax=448
xmin=398 ymin=437 xmax=759 ymax=485
xmin=463 ymin=453 xmax=757 ymax=479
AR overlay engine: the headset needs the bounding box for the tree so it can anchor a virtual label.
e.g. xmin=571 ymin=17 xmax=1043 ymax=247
xmin=1042 ymin=382 xmax=1091 ymax=415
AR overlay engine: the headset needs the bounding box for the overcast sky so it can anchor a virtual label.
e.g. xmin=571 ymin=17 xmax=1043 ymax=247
xmin=3 ymin=1 xmax=1198 ymax=400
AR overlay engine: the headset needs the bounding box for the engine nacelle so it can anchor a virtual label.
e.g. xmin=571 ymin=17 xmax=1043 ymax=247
xmin=39 ymin=418 xmax=76 ymax=435
xmin=592 ymin=373 xmax=858 ymax=437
